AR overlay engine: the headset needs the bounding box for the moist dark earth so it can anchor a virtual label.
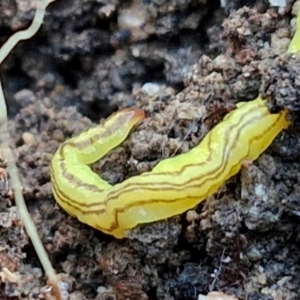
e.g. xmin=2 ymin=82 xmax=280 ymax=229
xmin=1 ymin=0 xmax=300 ymax=299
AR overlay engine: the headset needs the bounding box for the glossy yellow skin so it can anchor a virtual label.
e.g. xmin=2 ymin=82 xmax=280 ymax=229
xmin=288 ymin=7 xmax=300 ymax=53
xmin=50 ymin=98 xmax=289 ymax=238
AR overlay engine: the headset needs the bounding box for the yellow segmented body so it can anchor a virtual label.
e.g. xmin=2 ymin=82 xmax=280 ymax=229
xmin=50 ymin=98 xmax=289 ymax=238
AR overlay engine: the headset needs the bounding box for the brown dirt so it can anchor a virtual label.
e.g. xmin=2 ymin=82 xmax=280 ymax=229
xmin=1 ymin=0 xmax=300 ymax=299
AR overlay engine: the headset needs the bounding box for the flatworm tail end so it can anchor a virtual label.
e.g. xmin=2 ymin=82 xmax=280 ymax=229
xmin=288 ymin=7 xmax=300 ymax=53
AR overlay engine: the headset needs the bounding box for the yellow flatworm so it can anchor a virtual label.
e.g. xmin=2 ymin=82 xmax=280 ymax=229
xmin=50 ymin=97 xmax=289 ymax=238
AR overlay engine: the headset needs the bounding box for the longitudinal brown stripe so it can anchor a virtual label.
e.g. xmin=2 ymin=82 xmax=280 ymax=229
xmin=104 ymin=105 xmax=269 ymax=203
xmin=52 ymin=109 xmax=285 ymax=217
xmin=54 ymin=103 xmax=264 ymax=209
xmin=50 ymin=99 xmax=289 ymax=238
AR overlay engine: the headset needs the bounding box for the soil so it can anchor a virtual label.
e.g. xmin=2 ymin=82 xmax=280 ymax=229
xmin=1 ymin=0 xmax=300 ymax=299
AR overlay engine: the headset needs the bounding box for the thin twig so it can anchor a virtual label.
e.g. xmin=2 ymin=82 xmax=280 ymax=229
xmin=0 ymin=1 xmax=66 ymax=299
xmin=209 ymin=248 xmax=226 ymax=291
xmin=171 ymin=119 xmax=199 ymax=157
